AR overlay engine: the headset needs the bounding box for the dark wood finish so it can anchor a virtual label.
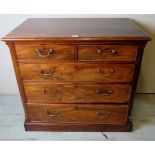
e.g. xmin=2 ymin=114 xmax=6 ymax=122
xmin=24 ymin=83 xmax=131 ymax=103
xmin=20 ymin=63 xmax=135 ymax=82
xmin=26 ymin=103 xmax=128 ymax=124
xmin=78 ymin=45 xmax=137 ymax=61
xmin=15 ymin=45 xmax=75 ymax=60
xmin=2 ymin=18 xmax=151 ymax=41
xmin=13 ymin=40 xmax=140 ymax=45
xmin=25 ymin=122 xmax=133 ymax=132
xmin=2 ymin=18 xmax=151 ymax=132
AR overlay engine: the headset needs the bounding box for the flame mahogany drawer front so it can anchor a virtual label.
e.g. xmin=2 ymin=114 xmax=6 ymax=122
xmin=24 ymin=83 xmax=132 ymax=103
xmin=15 ymin=45 xmax=75 ymax=60
xmin=20 ymin=63 xmax=135 ymax=82
xmin=78 ymin=45 xmax=138 ymax=61
xmin=2 ymin=18 xmax=151 ymax=131
xmin=26 ymin=104 xmax=128 ymax=124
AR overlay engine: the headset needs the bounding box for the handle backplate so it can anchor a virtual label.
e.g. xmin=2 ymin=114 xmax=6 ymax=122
xmin=38 ymin=67 xmax=55 ymax=76
xmin=96 ymin=111 xmax=112 ymax=119
xmin=35 ymin=48 xmax=53 ymax=57
xmin=96 ymin=89 xmax=113 ymax=96
xmin=96 ymin=49 xmax=116 ymax=55
xmin=46 ymin=110 xmax=60 ymax=117
xmin=97 ymin=68 xmax=115 ymax=77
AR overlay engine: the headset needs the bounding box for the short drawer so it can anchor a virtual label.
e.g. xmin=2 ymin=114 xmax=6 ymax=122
xmin=15 ymin=45 xmax=75 ymax=60
xmin=20 ymin=63 xmax=135 ymax=82
xmin=24 ymin=83 xmax=131 ymax=103
xmin=78 ymin=45 xmax=137 ymax=61
xmin=26 ymin=104 xmax=128 ymax=124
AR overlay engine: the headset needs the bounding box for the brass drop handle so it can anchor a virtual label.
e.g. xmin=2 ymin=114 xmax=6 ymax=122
xmin=96 ymin=111 xmax=112 ymax=119
xmin=96 ymin=49 xmax=116 ymax=55
xmin=96 ymin=89 xmax=113 ymax=96
xmin=35 ymin=48 xmax=53 ymax=57
xmin=111 ymin=50 xmax=116 ymax=55
xmin=38 ymin=68 xmax=55 ymax=76
xmin=97 ymin=68 xmax=115 ymax=76
xmin=46 ymin=110 xmax=60 ymax=117
xmin=43 ymin=88 xmax=58 ymax=95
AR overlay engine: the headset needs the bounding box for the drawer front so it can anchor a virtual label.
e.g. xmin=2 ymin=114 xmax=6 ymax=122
xmin=24 ymin=83 xmax=131 ymax=103
xmin=27 ymin=104 xmax=128 ymax=124
xmin=78 ymin=45 xmax=137 ymax=61
xmin=15 ymin=45 xmax=75 ymax=60
xmin=20 ymin=63 xmax=134 ymax=82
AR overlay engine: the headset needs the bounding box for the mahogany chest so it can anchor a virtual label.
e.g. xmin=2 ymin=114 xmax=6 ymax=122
xmin=2 ymin=18 xmax=151 ymax=131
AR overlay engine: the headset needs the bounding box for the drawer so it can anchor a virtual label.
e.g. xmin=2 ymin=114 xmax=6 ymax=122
xmin=20 ymin=63 xmax=134 ymax=82
xmin=78 ymin=45 xmax=137 ymax=61
xmin=15 ymin=45 xmax=75 ymax=60
xmin=24 ymin=83 xmax=131 ymax=103
xmin=26 ymin=104 xmax=128 ymax=124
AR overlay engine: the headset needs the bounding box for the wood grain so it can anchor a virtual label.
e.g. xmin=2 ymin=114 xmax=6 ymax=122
xmin=15 ymin=45 xmax=75 ymax=60
xmin=1 ymin=18 xmax=151 ymax=132
xmin=78 ymin=45 xmax=137 ymax=61
xmin=20 ymin=63 xmax=135 ymax=82
xmin=26 ymin=103 xmax=128 ymax=124
xmin=2 ymin=18 xmax=151 ymax=41
xmin=24 ymin=83 xmax=132 ymax=103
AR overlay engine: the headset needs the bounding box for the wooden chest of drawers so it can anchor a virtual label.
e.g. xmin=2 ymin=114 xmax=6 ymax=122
xmin=2 ymin=18 xmax=151 ymax=131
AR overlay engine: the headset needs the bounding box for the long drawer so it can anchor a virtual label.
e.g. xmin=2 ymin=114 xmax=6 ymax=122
xmin=15 ymin=45 xmax=75 ymax=60
xmin=26 ymin=103 xmax=128 ymax=124
xmin=24 ymin=83 xmax=131 ymax=103
xmin=20 ymin=63 xmax=135 ymax=82
xmin=78 ymin=45 xmax=137 ymax=61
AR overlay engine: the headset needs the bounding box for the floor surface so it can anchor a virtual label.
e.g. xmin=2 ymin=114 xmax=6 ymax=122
xmin=0 ymin=94 xmax=155 ymax=141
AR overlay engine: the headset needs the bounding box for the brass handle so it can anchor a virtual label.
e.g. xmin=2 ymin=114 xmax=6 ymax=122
xmin=43 ymin=88 xmax=58 ymax=95
xmin=46 ymin=110 xmax=60 ymax=117
xmin=38 ymin=68 xmax=55 ymax=76
xmin=35 ymin=48 xmax=53 ymax=57
xmin=96 ymin=49 xmax=116 ymax=55
xmin=97 ymin=68 xmax=115 ymax=76
xmin=111 ymin=50 xmax=116 ymax=55
xmin=96 ymin=89 xmax=113 ymax=96
xmin=96 ymin=111 xmax=112 ymax=119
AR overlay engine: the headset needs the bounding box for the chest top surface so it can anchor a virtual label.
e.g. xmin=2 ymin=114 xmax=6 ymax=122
xmin=2 ymin=18 xmax=151 ymax=41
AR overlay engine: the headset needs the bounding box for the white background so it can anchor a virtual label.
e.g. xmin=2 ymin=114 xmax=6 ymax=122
xmin=0 ymin=0 xmax=155 ymax=154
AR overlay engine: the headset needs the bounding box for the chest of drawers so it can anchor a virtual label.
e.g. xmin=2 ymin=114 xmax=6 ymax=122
xmin=2 ymin=18 xmax=151 ymax=131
